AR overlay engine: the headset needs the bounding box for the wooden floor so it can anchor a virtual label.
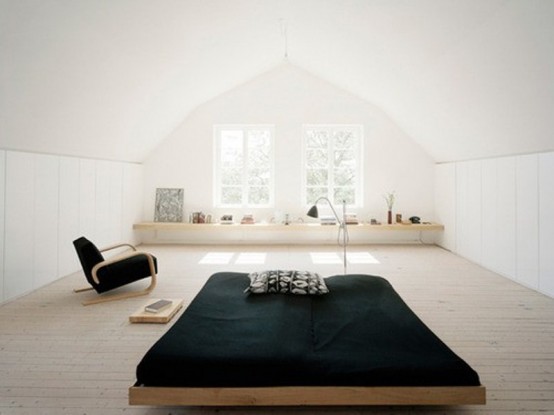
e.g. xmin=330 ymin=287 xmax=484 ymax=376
xmin=1 ymin=244 xmax=553 ymax=414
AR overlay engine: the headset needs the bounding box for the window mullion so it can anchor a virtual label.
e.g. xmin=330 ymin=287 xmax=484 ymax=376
xmin=328 ymin=127 xmax=334 ymax=202
xmin=242 ymin=129 xmax=249 ymax=207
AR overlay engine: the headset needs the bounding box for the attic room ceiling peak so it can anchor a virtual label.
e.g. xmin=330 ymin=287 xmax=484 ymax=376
xmin=1 ymin=0 xmax=552 ymax=163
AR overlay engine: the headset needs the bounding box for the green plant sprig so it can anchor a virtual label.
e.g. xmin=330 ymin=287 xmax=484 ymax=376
xmin=383 ymin=191 xmax=395 ymax=210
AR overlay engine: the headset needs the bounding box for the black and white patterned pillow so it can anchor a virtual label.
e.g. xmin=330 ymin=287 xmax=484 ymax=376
xmin=246 ymin=270 xmax=329 ymax=295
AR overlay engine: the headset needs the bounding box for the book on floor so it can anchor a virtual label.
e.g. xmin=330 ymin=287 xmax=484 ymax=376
xmin=145 ymin=299 xmax=173 ymax=313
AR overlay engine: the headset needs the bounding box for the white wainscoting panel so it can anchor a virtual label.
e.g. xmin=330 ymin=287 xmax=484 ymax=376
xmin=33 ymin=154 xmax=60 ymax=288
xmin=456 ymin=160 xmax=482 ymax=264
xmin=438 ymin=153 xmax=549 ymax=298
xmin=495 ymin=157 xmax=516 ymax=278
xmin=455 ymin=161 xmax=469 ymax=257
xmin=515 ymin=154 xmax=539 ymax=290
xmin=0 ymin=151 xmax=5 ymax=300
xmin=107 ymin=162 xmax=123 ymax=245
xmin=466 ymin=160 xmax=483 ymax=265
xmin=79 ymin=159 xmax=96 ymax=242
xmin=539 ymin=152 xmax=554 ymax=297
xmin=1 ymin=151 xmax=144 ymax=304
xmin=480 ymin=158 xmax=516 ymax=278
xmin=481 ymin=159 xmax=497 ymax=272
xmin=122 ymin=163 xmax=144 ymax=244
xmin=94 ymin=160 xmax=112 ymax=248
xmin=434 ymin=163 xmax=456 ymax=251
xmin=58 ymin=157 xmax=81 ymax=277
xmin=4 ymin=152 xmax=35 ymax=300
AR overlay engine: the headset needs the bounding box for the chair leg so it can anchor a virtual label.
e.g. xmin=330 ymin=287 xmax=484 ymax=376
xmin=81 ymin=273 xmax=157 ymax=306
xmin=82 ymin=288 xmax=149 ymax=306
xmin=74 ymin=286 xmax=94 ymax=293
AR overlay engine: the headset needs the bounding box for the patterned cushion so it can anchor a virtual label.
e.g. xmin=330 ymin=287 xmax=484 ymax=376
xmin=246 ymin=270 xmax=329 ymax=295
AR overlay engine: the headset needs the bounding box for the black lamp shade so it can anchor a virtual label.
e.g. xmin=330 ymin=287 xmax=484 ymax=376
xmin=307 ymin=205 xmax=319 ymax=218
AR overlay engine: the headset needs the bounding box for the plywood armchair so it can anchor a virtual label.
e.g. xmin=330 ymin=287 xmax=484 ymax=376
xmin=73 ymin=236 xmax=157 ymax=306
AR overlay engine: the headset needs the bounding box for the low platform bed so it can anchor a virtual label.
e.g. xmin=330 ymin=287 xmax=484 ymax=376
xmin=130 ymin=272 xmax=485 ymax=406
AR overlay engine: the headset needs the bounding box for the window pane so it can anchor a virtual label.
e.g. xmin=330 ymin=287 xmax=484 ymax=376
xmin=247 ymin=135 xmax=270 ymax=167
xmin=334 ymin=168 xmax=355 ymax=186
xmin=247 ymin=168 xmax=270 ymax=185
xmin=333 ymin=187 xmax=355 ymax=205
xmin=221 ymin=168 xmax=242 ymax=185
xmin=248 ymin=130 xmax=271 ymax=148
xmin=306 ymin=130 xmax=328 ymax=148
xmin=221 ymin=187 xmax=242 ymax=204
xmin=334 ymin=149 xmax=355 ymax=168
xmin=306 ymin=187 xmax=328 ymax=204
xmin=247 ymin=152 xmax=270 ymax=181
xmin=247 ymin=129 xmax=271 ymax=187
xmin=333 ymin=130 xmax=354 ymax=148
xmin=306 ymin=149 xmax=328 ymax=168
xmin=248 ymin=186 xmax=269 ymax=205
xmin=248 ymin=150 xmax=269 ymax=168
xmin=221 ymin=131 xmax=243 ymax=166
xmin=306 ymin=169 xmax=328 ymax=186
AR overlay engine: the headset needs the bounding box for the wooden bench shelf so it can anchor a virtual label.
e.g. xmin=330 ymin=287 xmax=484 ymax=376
xmin=134 ymin=222 xmax=444 ymax=244
xmin=134 ymin=222 xmax=444 ymax=232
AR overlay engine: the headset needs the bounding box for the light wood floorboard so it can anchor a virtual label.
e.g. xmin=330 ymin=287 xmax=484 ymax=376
xmin=1 ymin=244 xmax=553 ymax=414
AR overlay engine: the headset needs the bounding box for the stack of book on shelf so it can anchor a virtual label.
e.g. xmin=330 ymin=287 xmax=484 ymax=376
xmin=319 ymin=215 xmax=337 ymax=225
xmin=345 ymin=213 xmax=359 ymax=225
xmin=240 ymin=214 xmax=255 ymax=224
xmin=220 ymin=215 xmax=233 ymax=224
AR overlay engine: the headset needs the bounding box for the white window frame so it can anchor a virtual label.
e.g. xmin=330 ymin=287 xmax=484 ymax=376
xmin=301 ymin=124 xmax=364 ymax=208
xmin=214 ymin=124 xmax=275 ymax=208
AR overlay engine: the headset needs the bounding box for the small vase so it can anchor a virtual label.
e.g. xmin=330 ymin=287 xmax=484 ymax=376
xmin=387 ymin=210 xmax=392 ymax=224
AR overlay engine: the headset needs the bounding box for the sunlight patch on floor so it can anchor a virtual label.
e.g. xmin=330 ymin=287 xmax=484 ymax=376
xmin=310 ymin=252 xmax=342 ymax=264
xmin=348 ymin=252 xmax=380 ymax=264
xmin=199 ymin=252 xmax=234 ymax=264
xmin=235 ymin=252 xmax=267 ymax=264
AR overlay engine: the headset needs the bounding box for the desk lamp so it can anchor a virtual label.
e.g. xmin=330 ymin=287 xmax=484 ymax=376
xmin=307 ymin=197 xmax=349 ymax=274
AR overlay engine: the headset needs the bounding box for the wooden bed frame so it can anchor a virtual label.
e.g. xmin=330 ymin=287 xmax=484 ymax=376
xmin=129 ymin=385 xmax=486 ymax=406
xmin=129 ymin=273 xmax=486 ymax=407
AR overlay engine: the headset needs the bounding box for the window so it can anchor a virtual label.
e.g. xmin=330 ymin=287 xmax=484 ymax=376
xmin=214 ymin=125 xmax=274 ymax=207
xmin=302 ymin=124 xmax=363 ymax=206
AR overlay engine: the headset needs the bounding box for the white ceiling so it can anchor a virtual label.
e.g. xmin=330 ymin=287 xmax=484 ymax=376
xmin=1 ymin=0 xmax=553 ymax=163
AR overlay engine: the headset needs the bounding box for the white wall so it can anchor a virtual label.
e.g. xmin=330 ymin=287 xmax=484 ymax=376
xmin=0 ymin=151 xmax=5 ymax=301
xmin=143 ymin=63 xmax=436 ymax=241
xmin=398 ymin=0 xmax=554 ymax=163
xmin=0 ymin=150 xmax=143 ymax=304
xmin=436 ymin=151 xmax=554 ymax=298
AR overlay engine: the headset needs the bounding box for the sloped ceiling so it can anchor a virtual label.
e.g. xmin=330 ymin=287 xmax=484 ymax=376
xmin=1 ymin=0 xmax=553 ymax=163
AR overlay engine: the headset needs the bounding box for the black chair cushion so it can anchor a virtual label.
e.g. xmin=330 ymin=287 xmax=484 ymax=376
xmin=73 ymin=237 xmax=104 ymax=287
xmin=95 ymin=254 xmax=158 ymax=293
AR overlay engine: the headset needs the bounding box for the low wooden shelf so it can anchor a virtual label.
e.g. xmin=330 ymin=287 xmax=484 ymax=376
xmin=133 ymin=222 xmax=444 ymax=232
xmin=133 ymin=222 xmax=444 ymax=245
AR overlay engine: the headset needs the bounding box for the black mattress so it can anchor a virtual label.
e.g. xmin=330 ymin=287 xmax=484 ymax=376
xmin=136 ymin=272 xmax=480 ymax=388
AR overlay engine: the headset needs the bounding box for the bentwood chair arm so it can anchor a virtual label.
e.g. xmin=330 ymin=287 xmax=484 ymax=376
xmin=100 ymin=242 xmax=138 ymax=253
xmin=91 ymin=251 xmax=158 ymax=288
